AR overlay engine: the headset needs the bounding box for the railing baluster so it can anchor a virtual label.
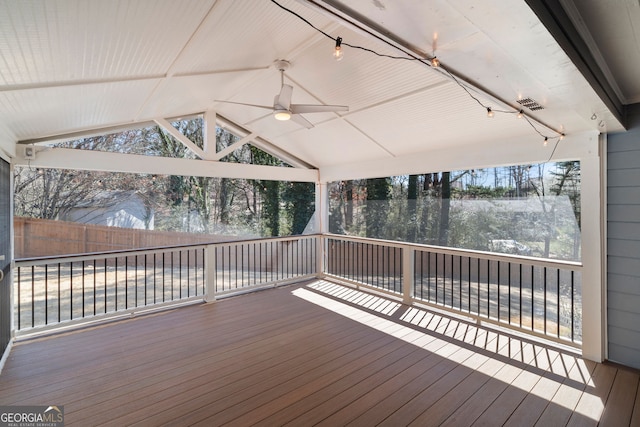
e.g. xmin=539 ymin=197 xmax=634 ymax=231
xmin=134 ymin=256 xmax=138 ymax=308
xmin=125 ymin=257 xmax=129 ymax=309
xmin=153 ymin=252 xmax=158 ymax=304
xmin=162 ymin=252 xmax=166 ymax=302
xmin=571 ymin=270 xmax=575 ymax=342
xmin=30 ymin=266 xmax=34 ymax=326
xmin=497 ymin=260 xmax=501 ymax=323
xmin=93 ymin=259 xmax=97 ymax=316
xmin=544 ymin=266 xmax=548 ymax=335
xmin=459 ymin=255 xmax=462 ymax=310
xmin=557 ymin=268 xmax=561 ymax=338
xmin=45 ymin=264 xmax=48 ymax=325
xmin=59 ymin=263 xmax=62 ymax=321
xmin=507 ymin=262 xmax=512 ymax=324
xmin=144 ymin=254 xmax=148 ymax=304
xmin=82 ymin=261 xmax=86 ymax=318
xmin=486 ymin=259 xmax=490 ymax=319
xmin=69 ymin=262 xmax=73 ymax=321
xmin=519 ymin=264 xmax=522 ymax=328
xmin=17 ymin=267 xmax=21 ymax=329
xmin=468 ymin=257 xmax=471 ymax=313
xmin=434 ymin=253 xmax=439 ymax=304
xmin=531 ymin=265 xmax=535 ymax=332
xmin=477 ymin=258 xmax=480 ymax=315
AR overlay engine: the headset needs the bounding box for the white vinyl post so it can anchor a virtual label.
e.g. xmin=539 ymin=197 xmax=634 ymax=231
xmin=315 ymin=181 xmax=328 ymax=278
xmin=580 ymin=135 xmax=605 ymax=362
xmin=402 ymin=246 xmax=414 ymax=304
xmin=204 ymin=244 xmax=217 ymax=302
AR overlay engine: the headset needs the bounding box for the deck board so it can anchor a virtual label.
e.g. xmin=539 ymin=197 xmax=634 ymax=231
xmin=1 ymin=280 xmax=639 ymax=426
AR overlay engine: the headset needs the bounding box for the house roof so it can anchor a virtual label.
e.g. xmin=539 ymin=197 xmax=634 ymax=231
xmin=0 ymin=0 xmax=636 ymax=180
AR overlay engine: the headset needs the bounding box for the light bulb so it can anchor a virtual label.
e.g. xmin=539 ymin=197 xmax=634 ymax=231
xmin=487 ymin=107 xmax=494 ymax=118
xmin=274 ymin=110 xmax=291 ymax=121
xmin=517 ymin=110 xmax=524 ymax=119
xmin=430 ymin=56 xmax=439 ymax=68
xmin=333 ymin=47 xmax=343 ymax=61
xmin=333 ymin=37 xmax=344 ymax=61
xmin=543 ymin=137 xmax=549 ymax=146
xmin=559 ymin=133 xmax=565 ymax=141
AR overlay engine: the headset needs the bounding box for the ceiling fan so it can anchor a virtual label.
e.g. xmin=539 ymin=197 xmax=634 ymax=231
xmin=215 ymin=60 xmax=348 ymax=129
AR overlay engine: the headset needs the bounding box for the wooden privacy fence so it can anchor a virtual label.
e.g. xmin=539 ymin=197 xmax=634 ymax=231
xmin=14 ymin=217 xmax=240 ymax=258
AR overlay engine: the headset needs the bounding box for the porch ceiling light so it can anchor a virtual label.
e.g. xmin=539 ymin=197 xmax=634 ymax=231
xmin=274 ymin=109 xmax=291 ymax=121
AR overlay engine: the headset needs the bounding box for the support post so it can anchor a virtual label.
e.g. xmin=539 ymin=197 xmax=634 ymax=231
xmin=315 ymin=181 xmax=328 ymax=278
xmin=204 ymin=245 xmax=217 ymax=302
xmin=580 ymin=134 xmax=605 ymax=362
xmin=402 ymin=246 xmax=414 ymax=304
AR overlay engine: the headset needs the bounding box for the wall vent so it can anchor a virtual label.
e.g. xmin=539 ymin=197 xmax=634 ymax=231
xmin=517 ymin=97 xmax=544 ymax=111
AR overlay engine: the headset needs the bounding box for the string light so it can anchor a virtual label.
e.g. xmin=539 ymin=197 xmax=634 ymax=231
xmin=333 ymin=36 xmax=344 ymax=61
xmin=269 ymin=0 xmax=566 ymax=156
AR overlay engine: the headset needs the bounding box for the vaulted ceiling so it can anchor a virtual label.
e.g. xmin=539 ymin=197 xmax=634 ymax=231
xmin=0 ymin=0 xmax=637 ymax=180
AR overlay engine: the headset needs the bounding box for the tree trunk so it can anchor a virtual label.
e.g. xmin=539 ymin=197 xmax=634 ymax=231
xmin=344 ymin=180 xmax=354 ymax=229
xmin=407 ymin=174 xmax=418 ymax=242
xmin=438 ymin=172 xmax=451 ymax=246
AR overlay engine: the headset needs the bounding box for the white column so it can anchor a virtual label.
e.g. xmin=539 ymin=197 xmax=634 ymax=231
xmin=204 ymin=244 xmax=217 ymax=302
xmin=402 ymin=247 xmax=414 ymax=304
xmin=315 ymin=181 xmax=328 ymax=277
xmin=580 ymin=134 xmax=605 ymax=362
xmin=315 ymin=181 xmax=329 ymax=233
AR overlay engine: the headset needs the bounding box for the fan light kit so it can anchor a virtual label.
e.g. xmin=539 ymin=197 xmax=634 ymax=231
xmin=274 ymin=110 xmax=291 ymax=121
xmin=215 ymin=60 xmax=348 ymax=129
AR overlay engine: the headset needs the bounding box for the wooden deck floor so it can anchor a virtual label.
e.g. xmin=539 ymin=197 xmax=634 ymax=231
xmin=1 ymin=280 xmax=639 ymax=426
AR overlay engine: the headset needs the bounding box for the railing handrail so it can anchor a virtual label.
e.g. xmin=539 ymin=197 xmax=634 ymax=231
xmin=14 ymin=234 xmax=322 ymax=266
xmin=322 ymin=233 xmax=582 ymax=271
xmin=14 ymin=233 xmax=581 ymax=271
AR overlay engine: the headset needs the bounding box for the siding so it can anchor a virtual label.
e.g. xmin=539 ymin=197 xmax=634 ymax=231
xmin=607 ymin=103 xmax=640 ymax=369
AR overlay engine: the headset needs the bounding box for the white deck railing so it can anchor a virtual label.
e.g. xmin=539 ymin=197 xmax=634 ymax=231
xmin=13 ymin=234 xmax=582 ymax=346
xmin=323 ymin=234 xmax=582 ymax=347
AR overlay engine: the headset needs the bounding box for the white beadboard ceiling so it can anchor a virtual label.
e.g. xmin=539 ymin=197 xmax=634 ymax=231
xmin=0 ymin=0 xmax=634 ymax=174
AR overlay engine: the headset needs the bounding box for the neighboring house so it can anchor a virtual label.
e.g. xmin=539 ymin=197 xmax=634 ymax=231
xmin=60 ymin=191 xmax=154 ymax=230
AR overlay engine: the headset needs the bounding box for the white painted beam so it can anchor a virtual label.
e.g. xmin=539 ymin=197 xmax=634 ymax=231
xmin=250 ymin=137 xmax=314 ymax=170
xmin=154 ymin=118 xmax=209 ymax=160
xmin=319 ymin=131 xmax=600 ymax=182
xmin=14 ymin=148 xmax=317 ymax=182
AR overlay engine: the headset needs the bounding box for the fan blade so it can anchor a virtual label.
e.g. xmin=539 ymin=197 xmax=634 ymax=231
xmin=290 ymin=104 xmax=349 ymax=114
xmin=214 ymin=100 xmax=274 ymax=111
xmin=290 ymin=114 xmax=314 ymax=129
xmin=276 ymin=84 xmax=293 ymax=110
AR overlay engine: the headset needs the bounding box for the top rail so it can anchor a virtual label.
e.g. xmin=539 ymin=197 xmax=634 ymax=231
xmin=322 ymin=233 xmax=582 ymax=271
xmin=14 ymin=234 xmax=323 ymax=267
